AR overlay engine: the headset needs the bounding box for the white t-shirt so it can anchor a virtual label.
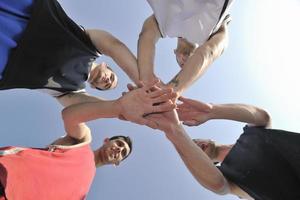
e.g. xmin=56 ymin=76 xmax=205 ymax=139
xmin=147 ymin=0 xmax=234 ymax=45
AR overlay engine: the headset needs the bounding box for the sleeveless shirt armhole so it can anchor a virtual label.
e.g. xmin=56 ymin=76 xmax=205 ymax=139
xmin=80 ymin=25 xmax=102 ymax=55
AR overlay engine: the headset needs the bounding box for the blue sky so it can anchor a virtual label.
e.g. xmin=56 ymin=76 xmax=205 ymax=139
xmin=1 ymin=0 xmax=300 ymax=199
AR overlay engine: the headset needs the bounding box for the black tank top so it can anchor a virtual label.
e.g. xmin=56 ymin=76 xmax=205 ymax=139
xmin=218 ymin=126 xmax=300 ymax=200
xmin=0 ymin=0 xmax=100 ymax=92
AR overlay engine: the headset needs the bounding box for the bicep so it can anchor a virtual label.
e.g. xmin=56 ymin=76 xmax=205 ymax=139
xmin=86 ymin=29 xmax=121 ymax=55
xmin=139 ymin=15 xmax=162 ymax=42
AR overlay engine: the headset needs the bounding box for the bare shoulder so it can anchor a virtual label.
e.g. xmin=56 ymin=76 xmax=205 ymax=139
xmin=140 ymin=14 xmax=161 ymax=37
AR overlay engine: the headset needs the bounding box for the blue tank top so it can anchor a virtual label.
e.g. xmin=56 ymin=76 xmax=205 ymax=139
xmin=0 ymin=0 xmax=33 ymax=78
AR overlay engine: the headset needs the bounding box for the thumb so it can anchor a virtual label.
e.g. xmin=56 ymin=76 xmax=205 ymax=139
xmin=183 ymin=120 xmax=198 ymax=127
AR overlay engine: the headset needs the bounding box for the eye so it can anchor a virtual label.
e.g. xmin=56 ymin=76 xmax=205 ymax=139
xmin=116 ymin=140 xmax=124 ymax=147
xmin=121 ymin=149 xmax=128 ymax=158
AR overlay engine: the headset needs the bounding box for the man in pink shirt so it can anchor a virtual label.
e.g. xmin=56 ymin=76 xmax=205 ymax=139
xmin=0 ymin=81 xmax=176 ymax=199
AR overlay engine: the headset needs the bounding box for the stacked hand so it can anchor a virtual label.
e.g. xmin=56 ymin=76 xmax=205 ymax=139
xmin=118 ymin=80 xmax=177 ymax=127
xmin=177 ymin=97 xmax=212 ymax=126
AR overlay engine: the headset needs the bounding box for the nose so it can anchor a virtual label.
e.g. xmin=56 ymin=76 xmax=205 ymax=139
xmin=111 ymin=146 xmax=123 ymax=158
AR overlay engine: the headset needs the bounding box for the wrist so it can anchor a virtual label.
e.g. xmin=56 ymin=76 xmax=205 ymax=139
xmin=114 ymin=98 xmax=123 ymax=117
xmin=165 ymin=123 xmax=184 ymax=140
xmin=140 ymin=73 xmax=157 ymax=83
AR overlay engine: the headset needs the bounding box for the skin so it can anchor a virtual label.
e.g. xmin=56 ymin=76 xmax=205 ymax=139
xmin=56 ymin=29 xmax=140 ymax=107
xmin=88 ymin=62 xmax=118 ymax=90
xmin=61 ymin=80 xmax=177 ymax=140
xmin=138 ymin=15 xmax=230 ymax=96
xmin=51 ymin=134 xmax=131 ymax=167
xmin=145 ymin=97 xmax=271 ymax=199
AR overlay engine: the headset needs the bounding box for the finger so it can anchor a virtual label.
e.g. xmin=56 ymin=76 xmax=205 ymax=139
xmin=118 ymin=114 xmax=127 ymax=121
xmin=183 ymin=120 xmax=198 ymax=126
xmin=152 ymin=93 xmax=177 ymax=105
xmin=147 ymin=88 xmax=172 ymax=98
xmin=127 ymin=83 xmax=136 ymax=91
xmin=152 ymin=101 xmax=176 ymax=113
xmin=143 ymin=79 xmax=160 ymax=91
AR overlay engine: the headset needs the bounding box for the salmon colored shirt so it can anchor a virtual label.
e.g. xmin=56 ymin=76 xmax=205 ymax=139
xmin=0 ymin=144 xmax=96 ymax=200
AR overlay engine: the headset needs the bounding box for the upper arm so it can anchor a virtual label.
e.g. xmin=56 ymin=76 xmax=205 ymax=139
xmin=139 ymin=15 xmax=162 ymax=43
xmin=85 ymin=29 xmax=123 ymax=56
xmin=247 ymin=107 xmax=272 ymax=128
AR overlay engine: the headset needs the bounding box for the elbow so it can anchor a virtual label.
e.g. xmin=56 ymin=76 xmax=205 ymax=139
xmin=209 ymin=177 xmax=230 ymax=195
xmin=257 ymin=109 xmax=272 ymax=128
xmin=61 ymin=107 xmax=74 ymax=126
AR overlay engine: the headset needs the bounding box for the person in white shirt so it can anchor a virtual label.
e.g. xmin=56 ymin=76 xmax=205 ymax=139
xmin=138 ymin=0 xmax=234 ymax=95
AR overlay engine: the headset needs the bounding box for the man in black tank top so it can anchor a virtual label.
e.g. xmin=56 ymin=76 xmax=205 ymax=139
xmin=0 ymin=0 xmax=140 ymax=107
xmin=145 ymin=97 xmax=300 ymax=200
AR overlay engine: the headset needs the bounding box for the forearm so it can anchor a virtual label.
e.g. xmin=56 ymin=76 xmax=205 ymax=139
xmin=108 ymin=41 xmax=140 ymax=84
xmin=62 ymin=99 xmax=121 ymax=139
xmin=166 ymin=125 xmax=230 ymax=194
xmin=208 ymin=104 xmax=271 ymax=127
xmin=56 ymin=92 xmax=106 ymax=107
xmin=168 ymin=27 xmax=228 ymax=95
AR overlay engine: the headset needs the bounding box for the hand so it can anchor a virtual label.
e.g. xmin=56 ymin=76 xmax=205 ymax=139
xmin=145 ymin=109 xmax=181 ymax=133
xmin=177 ymin=96 xmax=212 ymax=126
xmin=118 ymin=80 xmax=177 ymax=126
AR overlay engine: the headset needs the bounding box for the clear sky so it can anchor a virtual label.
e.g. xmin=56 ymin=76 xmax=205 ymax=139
xmin=1 ymin=0 xmax=300 ymax=199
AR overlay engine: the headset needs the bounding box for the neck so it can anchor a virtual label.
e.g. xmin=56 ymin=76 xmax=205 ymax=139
xmin=88 ymin=63 xmax=99 ymax=83
xmin=93 ymin=147 xmax=107 ymax=167
xmin=214 ymin=144 xmax=233 ymax=162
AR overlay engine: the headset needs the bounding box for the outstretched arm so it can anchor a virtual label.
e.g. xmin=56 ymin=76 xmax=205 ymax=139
xmin=137 ymin=15 xmax=162 ymax=84
xmin=62 ymin=82 xmax=176 ymax=140
xmin=177 ymin=97 xmax=271 ymax=127
xmin=56 ymin=91 xmax=106 ymax=107
xmin=86 ymin=29 xmax=139 ymax=84
xmin=145 ymin=110 xmax=231 ymax=195
xmin=168 ymin=21 xmax=230 ymax=95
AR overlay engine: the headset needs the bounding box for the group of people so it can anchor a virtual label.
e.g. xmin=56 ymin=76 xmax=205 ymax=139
xmin=1 ymin=0 xmax=299 ymax=199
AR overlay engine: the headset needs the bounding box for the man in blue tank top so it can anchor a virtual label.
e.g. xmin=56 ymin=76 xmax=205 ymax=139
xmin=0 ymin=0 xmax=140 ymax=107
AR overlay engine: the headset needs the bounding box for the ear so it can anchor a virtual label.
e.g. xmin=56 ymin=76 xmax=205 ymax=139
xmin=103 ymin=138 xmax=110 ymax=144
xmin=173 ymin=49 xmax=177 ymax=55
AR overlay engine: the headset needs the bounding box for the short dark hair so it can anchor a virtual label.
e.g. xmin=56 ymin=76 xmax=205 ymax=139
xmin=109 ymin=135 xmax=132 ymax=161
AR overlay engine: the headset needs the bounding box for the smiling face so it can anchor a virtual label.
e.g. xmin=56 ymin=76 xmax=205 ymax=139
xmin=88 ymin=63 xmax=118 ymax=90
xmin=97 ymin=137 xmax=131 ymax=166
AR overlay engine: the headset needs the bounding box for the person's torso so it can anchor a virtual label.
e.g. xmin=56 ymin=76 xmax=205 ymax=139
xmin=0 ymin=0 xmax=100 ymax=93
xmin=0 ymin=145 xmax=96 ymax=200
xmin=218 ymin=126 xmax=300 ymax=200
xmin=147 ymin=0 xmax=234 ymax=45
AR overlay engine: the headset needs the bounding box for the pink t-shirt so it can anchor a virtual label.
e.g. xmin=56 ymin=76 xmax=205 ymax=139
xmin=0 ymin=145 xmax=96 ymax=200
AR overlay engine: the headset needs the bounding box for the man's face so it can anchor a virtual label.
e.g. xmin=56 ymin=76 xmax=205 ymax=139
xmin=174 ymin=38 xmax=196 ymax=68
xmin=193 ymin=139 xmax=217 ymax=159
xmin=101 ymin=138 xmax=131 ymax=166
xmin=89 ymin=63 xmax=118 ymax=90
